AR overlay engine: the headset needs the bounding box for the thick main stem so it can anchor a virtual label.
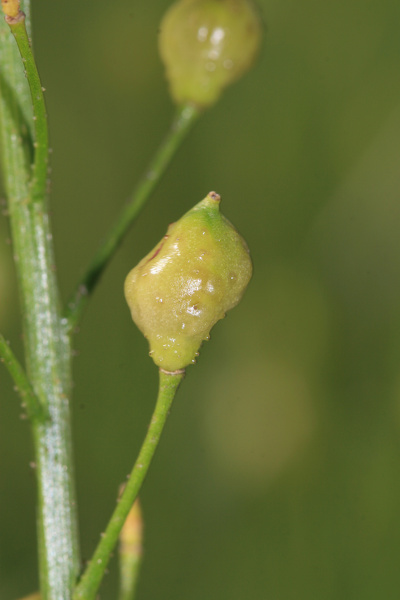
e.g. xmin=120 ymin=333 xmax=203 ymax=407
xmin=27 ymin=209 xmax=80 ymax=600
xmin=0 ymin=10 xmax=80 ymax=599
xmin=6 ymin=156 xmax=80 ymax=600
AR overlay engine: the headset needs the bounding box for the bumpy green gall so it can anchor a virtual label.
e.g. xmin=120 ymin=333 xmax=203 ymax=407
xmin=159 ymin=0 xmax=263 ymax=108
xmin=124 ymin=192 xmax=252 ymax=371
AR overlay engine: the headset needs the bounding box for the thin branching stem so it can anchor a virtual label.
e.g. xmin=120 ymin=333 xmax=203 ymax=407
xmin=0 ymin=333 xmax=47 ymax=421
xmin=73 ymin=370 xmax=185 ymax=600
xmin=6 ymin=9 xmax=49 ymax=205
xmin=64 ymin=104 xmax=200 ymax=332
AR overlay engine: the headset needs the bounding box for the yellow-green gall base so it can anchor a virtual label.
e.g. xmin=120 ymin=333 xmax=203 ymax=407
xmin=1 ymin=0 xmax=21 ymax=19
xmin=124 ymin=192 xmax=252 ymax=371
xmin=159 ymin=0 xmax=263 ymax=109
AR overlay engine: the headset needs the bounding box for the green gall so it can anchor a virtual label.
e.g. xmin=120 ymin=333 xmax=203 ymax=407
xmin=124 ymin=192 xmax=252 ymax=371
xmin=158 ymin=0 xmax=263 ymax=109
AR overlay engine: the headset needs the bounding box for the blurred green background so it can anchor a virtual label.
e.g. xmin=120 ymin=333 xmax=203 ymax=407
xmin=2 ymin=0 xmax=400 ymax=598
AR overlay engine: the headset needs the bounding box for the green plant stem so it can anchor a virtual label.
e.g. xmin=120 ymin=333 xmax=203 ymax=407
xmin=64 ymin=104 xmax=200 ymax=332
xmin=118 ymin=499 xmax=143 ymax=600
xmin=0 ymin=10 xmax=80 ymax=599
xmin=73 ymin=369 xmax=185 ymax=600
xmin=0 ymin=333 xmax=47 ymax=421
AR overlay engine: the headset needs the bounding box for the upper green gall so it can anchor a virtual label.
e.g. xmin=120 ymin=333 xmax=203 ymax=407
xmin=124 ymin=192 xmax=252 ymax=371
xmin=158 ymin=0 xmax=263 ymax=109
